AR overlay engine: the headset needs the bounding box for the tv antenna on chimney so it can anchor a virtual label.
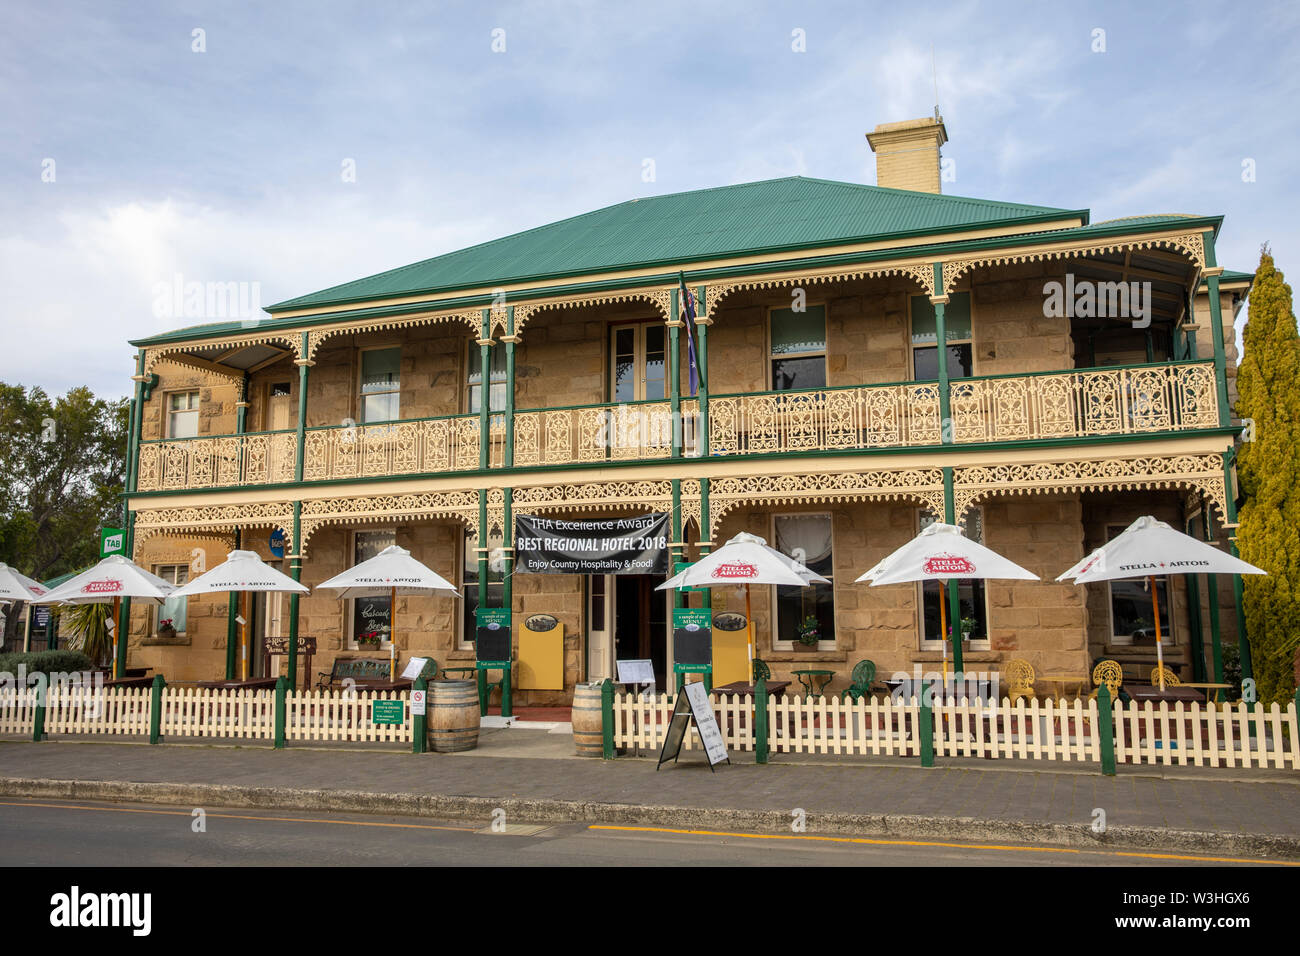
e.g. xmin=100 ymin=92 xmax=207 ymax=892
xmin=931 ymin=44 xmax=942 ymax=120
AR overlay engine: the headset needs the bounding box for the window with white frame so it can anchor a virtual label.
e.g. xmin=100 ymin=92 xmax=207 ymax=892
xmin=772 ymin=513 xmax=835 ymax=648
xmin=467 ymin=342 xmax=508 ymax=414
xmin=153 ymin=565 xmax=190 ymax=633
xmin=1106 ymin=523 xmax=1171 ymax=644
xmin=460 ymin=529 xmax=504 ymax=648
xmin=910 ymin=293 xmax=973 ymax=380
xmin=351 ymin=530 xmax=396 ymax=647
xmin=359 ymin=347 xmax=401 ymax=424
xmin=166 ymin=391 xmax=200 ymax=438
xmin=918 ymin=509 xmax=990 ymax=648
xmin=769 ymin=305 xmax=827 ymax=391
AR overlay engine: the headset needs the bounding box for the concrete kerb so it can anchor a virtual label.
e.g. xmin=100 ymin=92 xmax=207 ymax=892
xmin=2 ymin=776 xmax=1297 ymax=861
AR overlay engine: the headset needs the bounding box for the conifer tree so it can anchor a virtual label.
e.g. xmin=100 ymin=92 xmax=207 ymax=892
xmin=1235 ymin=246 xmax=1300 ymax=704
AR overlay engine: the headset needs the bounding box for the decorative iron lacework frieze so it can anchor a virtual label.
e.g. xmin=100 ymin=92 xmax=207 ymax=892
xmin=702 ymin=262 xmax=935 ymax=321
xmin=298 ymin=490 xmax=481 ymax=553
xmin=133 ymin=503 xmax=295 ymax=554
xmin=951 ymin=454 xmax=1228 ymax=522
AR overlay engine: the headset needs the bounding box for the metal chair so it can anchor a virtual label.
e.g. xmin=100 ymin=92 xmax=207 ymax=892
xmin=1004 ymin=658 xmax=1036 ymax=703
xmin=844 ymin=659 xmax=877 ymax=701
xmin=752 ymin=658 xmax=771 ymax=683
xmin=1149 ymin=665 xmax=1180 ymax=687
xmin=1090 ymin=659 xmax=1124 ymax=700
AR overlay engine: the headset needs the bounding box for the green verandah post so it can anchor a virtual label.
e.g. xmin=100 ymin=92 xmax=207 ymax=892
xmin=601 ymin=678 xmax=615 ymax=759
xmin=1095 ymin=683 xmax=1116 ymax=775
xmin=149 ymin=674 xmax=165 ymax=745
xmin=412 ymin=676 xmax=428 ymax=755
xmin=755 ymin=677 xmax=769 ymax=764
xmin=919 ymin=678 xmax=934 ymax=768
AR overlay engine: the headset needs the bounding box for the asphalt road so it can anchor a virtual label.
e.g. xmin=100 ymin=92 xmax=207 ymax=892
xmin=0 ymin=799 xmax=1285 ymax=867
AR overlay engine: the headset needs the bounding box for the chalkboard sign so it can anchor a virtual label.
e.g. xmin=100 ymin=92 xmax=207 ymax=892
xmin=672 ymin=607 xmax=712 ymax=670
xmin=475 ymin=607 xmax=511 ymax=662
xmin=655 ymin=680 xmax=730 ymax=772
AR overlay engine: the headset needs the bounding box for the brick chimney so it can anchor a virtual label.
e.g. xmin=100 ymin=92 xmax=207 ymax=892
xmin=866 ymin=115 xmax=948 ymax=193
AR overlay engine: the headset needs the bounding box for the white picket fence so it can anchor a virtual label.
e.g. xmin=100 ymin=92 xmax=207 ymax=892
xmin=0 ymin=685 xmax=412 ymax=745
xmin=611 ymin=692 xmax=1300 ymax=770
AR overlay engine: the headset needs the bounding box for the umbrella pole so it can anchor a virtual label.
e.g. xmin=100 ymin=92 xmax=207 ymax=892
xmin=1150 ymin=575 xmax=1165 ymax=691
xmin=390 ymin=586 xmax=397 ymax=680
xmin=745 ymin=584 xmax=754 ymax=672
xmin=939 ymin=586 xmax=948 ymax=688
xmin=240 ymin=592 xmax=248 ymax=682
xmin=111 ymin=596 xmax=121 ymax=679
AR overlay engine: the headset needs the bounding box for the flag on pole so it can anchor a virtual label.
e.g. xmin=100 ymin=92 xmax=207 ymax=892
xmin=679 ymin=274 xmax=699 ymax=396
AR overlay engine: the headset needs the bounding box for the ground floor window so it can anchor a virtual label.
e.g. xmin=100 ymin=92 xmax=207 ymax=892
xmin=772 ymin=513 xmax=835 ymax=649
xmin=1106 ymin=524 xmax=1170 ymax=644
xmin=460 ymin=530 xmax=504 ymax=649
xmin=351 ymin=530 xmax=396 ymax=648
xmin=153 ymin=565 xmax=190 ymax=633
xmin=918 ymin=509 xmax=990 ymax=649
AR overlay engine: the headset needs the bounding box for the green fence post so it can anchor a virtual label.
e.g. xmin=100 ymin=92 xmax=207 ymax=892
xmin=31 ymin=675 xmax=46 ymax=742
xmin=149 ymin=674 xmax=165 ymax=745
xmin=274 ymin=676 xmax=286 ymax=750
xmin=412 ymin=676 xmax=427 ymax=755
xmin=1096 ymin=683 xmax=1116 ymax=776
xmin=919 ymin=680 xmax=934 ymax=768
xmin=601 ymin=678 xmax=615 ymax=759
xmin=755 ymin=677 xmax=769 ymax=765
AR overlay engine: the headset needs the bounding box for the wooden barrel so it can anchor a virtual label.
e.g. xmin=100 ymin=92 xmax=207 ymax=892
xmin=429 ymin=680 xmax=480 ymax=753
xmin=572 ymin=682 xmax=606 ymax=757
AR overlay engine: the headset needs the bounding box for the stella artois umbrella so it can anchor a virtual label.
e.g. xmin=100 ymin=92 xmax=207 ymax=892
xmin=858 ymin=523 xmax=1039 ymax=681
xmin=658 ymin=532 xmax=829 ymax=668
xmin=38 ymin=556 xmax=178 ymax=678
xmin=0 ymin=564 xmax=48 ymax=604
xmin=170 ymin=550 xmax=309 ymax=681
xmin=1057 ymin=515 xmax=1265 ymax=690
xmin=317 ymin=545 xmax=459 ymax=679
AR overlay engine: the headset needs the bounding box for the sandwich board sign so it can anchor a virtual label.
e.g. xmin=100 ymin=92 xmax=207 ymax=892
xmin=655 ymin=678 xmax=729 ymax=771
xmin=100 ymin=527 xmax=126 ymax=559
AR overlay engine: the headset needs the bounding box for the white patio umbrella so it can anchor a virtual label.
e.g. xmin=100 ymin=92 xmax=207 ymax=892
xmin=317 ymin=544 xmax=459 ymax=679
xmin=1057 ymin=515 xmax=1265 ymax=690
xmin=38 ymin=555 xmax=178 ymax=678
xmin=858 ymin=522 xmax=1040 ymax=681
xmin=657 ymin=532 xmax=830 ymax=669
xmin=0 ymin=564 xmax=48 ymax=603
xmin=170 ymin=550 xmax=309 ymax=681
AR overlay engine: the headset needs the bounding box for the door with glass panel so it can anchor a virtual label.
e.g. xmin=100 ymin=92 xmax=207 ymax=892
xmin=608 ymin=322 xmax=669 ymax=457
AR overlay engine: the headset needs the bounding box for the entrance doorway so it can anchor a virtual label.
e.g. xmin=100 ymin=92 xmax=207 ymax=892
xmin=250 ymin=561 xmax=285 ymax=678
xmin=613 ymin=575 xmax=668 ymax=689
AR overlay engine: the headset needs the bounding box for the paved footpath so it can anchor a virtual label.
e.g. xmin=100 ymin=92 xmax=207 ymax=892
xmin=1 ymin=731 xmax=1297 ymax=858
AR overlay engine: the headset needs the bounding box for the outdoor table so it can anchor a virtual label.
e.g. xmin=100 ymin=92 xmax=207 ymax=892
xmin=791 ymin=669 xmax=835 ymax=697
xmin=1126 ymin=685 xmax=1205 ymax=704
xmin=101 ymin=675 xmax=154 ymax=689
xmin=1038 ymin=673 xmax=1089 ymax=699
xmin=711 ymin=680 xmax=791 ymax=697
xmin=195 ymin=677 xmax=280 ymax=691
xmin=1179 ymin=682 xmax=1231 ymax=702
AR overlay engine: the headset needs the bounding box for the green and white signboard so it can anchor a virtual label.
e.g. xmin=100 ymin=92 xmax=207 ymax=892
xmin=100 ymin=527 xmax=126 ymax=559
xmin=371 ymin=700 xmax=405 ymax=725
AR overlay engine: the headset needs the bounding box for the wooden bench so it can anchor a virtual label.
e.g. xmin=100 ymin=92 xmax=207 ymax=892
xmin=316 ymin=657 xmax=395 ymax=691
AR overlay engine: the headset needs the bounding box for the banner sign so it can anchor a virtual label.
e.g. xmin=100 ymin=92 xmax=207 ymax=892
xmin=476 ymin=607 xmax=512 ymax=662
xmin=672 ymin=608 xmax=712 ymax=672
xmin=514 ymin=512 xmax=669 ymax=575
xmin=99 ymin=527 xmax=125 ymax=559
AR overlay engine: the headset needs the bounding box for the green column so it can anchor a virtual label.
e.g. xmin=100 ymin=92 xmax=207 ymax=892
xmin=1185 ymin=287 xmax=1199 ymax=361
xmin=1222 ymin=451 xmax=1252 ymax=685
xmin=287 ymin=501 xmax=302 ymax=691
xmin=941 ymin=467 xmax=963 ymax=673
xmin=669 ymin=288 xmax=682 ymax=459
xmin=1184 ymin=517 xmax=1206 ymax=683
xmin=695 ymin=285 xmax=709 ymax=458
xmin=670 ymin=479 xmax=684 ymax=609
xmin=479 ymin=310 xmax=492 ymax=471
xmin=412 ymin=676 xmax=427 ymax=755
xmin=477 ymin=488 xmax=488 ymax=608
xmin=1095 ymin=683 xmax=1116 ymax=776
xmin=504 ymin=306 xmax=516 ymax=469
xmin=699 ymin=477 xmax=712 ymax=611
xmin=755 ymin=677 xmax=769 ymax=765
xmin=601 ymin=678 xmax=615 ymax=759
xmin=115 ymin=511 xmax=136 ymax=678
xmin=502 ymin=488 xmax=514 ymax=612
xmin=1202 ymin=236 xmax=1231 ymax=426
xmin=117 ymin=350 xmax=148 ymax=677
xmin=294 ymin=333 xmax=310 ymax=484
xmin=932 ymin=264 xmax=952 ymax=443
xmin=1201 ymin=506 xmax=1225 ymax=696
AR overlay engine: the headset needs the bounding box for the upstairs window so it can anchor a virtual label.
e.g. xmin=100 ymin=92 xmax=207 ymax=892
xmin=468 ymin=343 xmax=508 ymax=414
xmin=770 ymin=305 xmax=826 ymax=391
xmin=166 ymin=391 xmax=200 ymax=438
xmin=360 ymin=347 xmax=401 ymax=423
xmin=911 ymin=293 xmax=972 ymax=380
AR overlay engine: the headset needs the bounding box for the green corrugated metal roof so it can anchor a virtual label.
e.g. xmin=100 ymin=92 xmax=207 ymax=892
xmin=1199 ymin=268 xmax=1254 ymax=288
xmin=268 ymin=176 xmax=1082 ymax=313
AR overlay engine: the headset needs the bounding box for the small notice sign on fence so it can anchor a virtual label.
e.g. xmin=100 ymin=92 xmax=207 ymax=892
xmin=371 ymin=700 xmax=405 ymax=725
xmin=410 ymin=689 xmax=426 ymax=717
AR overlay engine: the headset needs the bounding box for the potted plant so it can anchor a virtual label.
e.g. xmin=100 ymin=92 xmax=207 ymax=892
xmin=794 ymin=614 xmax=821 ymax=650
xmin=357 ymin=629 xmax=382 ymax=649
xmin=960 ymin=616 xmax=977 ymax=641
xmin=157 ymin=617 xmax=177 ymax=641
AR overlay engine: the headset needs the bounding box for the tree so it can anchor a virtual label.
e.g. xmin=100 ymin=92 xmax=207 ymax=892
xmin=0 ymin=383 xmax=128 ymax=648
xmin=1235 ymin=246 xmax=1300 ymax=705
